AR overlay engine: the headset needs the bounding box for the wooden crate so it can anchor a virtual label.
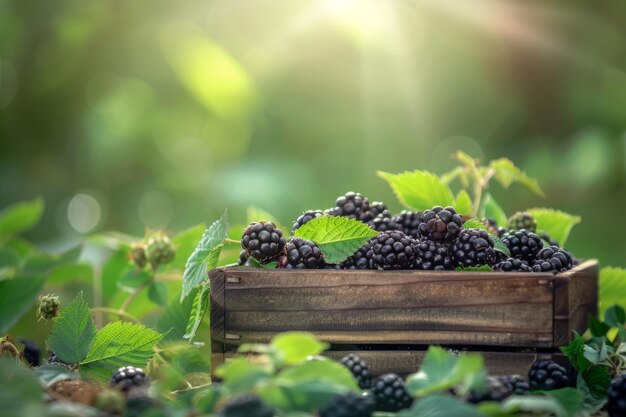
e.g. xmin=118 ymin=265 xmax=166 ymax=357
xmin=210 ymin=260 xmax=597 ymax=376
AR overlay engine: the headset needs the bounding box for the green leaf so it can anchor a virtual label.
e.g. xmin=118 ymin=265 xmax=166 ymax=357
xmin=455 ymin=191 xmax=473 ymax=216
xmin=244 ymin=256 xmax=278 ymax=269
xmin=560 ymin=332 xmax=590 ymax=372
xmin=406 ymin=346 xmax=486 ymax=396
xmin=161 ymin=224 xmax=206 ymax=272
xmin=489 ymin=158 xmax=545 ymax=197
xmin=80 ymin=322 xmax=164 ymax=382
xmin=600 ymin=267 xmax=626 ymax=319
xmin=398 ymin=394 xmax=487 ymax=417
xmin=183 ymin=284 xmax=210 ymax=341
xmin=0 ymin=274 xmax=46 ymax=334
xmin=482 ymin=193 xmax=507 ymax=228
xmin=577 ymin=372 xmax=608 ymax=412
xmin=581 ymin=365 xmax=610 ymax=400
xmin=0 ymin=358 xmax=45 ymax=417
xmin=496 ymin=388 xmax=583 ymax=417
xmin=117 ymin=266 xmax=151 ymax=292
xmin=276 ymin=360 xmax=359 ymax=391
xmin=21 ymin=245 xmax=82 ymax=274
xmin=270 ymin=332 xmax=329 ymax=367
xmin=605 ymin=305 xmax=626 ymax=328
xmin=493 ymin=236 xmax=511 ymax=258
xmin=527 ymin=208 xmax=581 ymax=247
xmin=148 ymin=281 xmax=169 ymax=307
xmin=0 ymin=249 xmax=20 ymax=280
xmin=48 ymin=292 xmax=97 ymax=364
xmin=377 ymin=170 xmax=455 ymax=211
xmin=294 ymin=216 xmax=377 ymax=264
xmin=0 ymin=198 xmax=44 ymax=238
xmin=583 ymin=341 xmax=608 ymax=364
xmin=34 ymin=364 xmax=80 ymax=387
xmin=454 ymin=265 xmax=494 ymax=272
xmin=589 ymin=315 xmax=611 ymax=338
xmin=181 ymin=212 xmax=228 ymax=300
xmin=215 ymin=358 xmax=272 ymax=393
xmin=441 ymin=167 xmax=470 ymax=188
xmin=463 ymin=219 xmax=489 ymax=232
xmin=157 ymin=291 xmax=196 ymax=341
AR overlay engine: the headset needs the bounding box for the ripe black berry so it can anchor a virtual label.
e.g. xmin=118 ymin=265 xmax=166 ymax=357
xmin=20 ymin=339 xmax=40 ymax=367
xmin=369 ymin=231 xmax=415 ymax=270
xmin=218 ymin=394 xmax=274 ymax=417
xmin=319 ymin=392 xmax=375 ymax=417
xmin=450 ymin=229 xmax=497 ymax=267
xmin=364 ymin=201 xmax=389 ymax=222
xmin=528 ymin=360 xmax=570 ymax=391
xmin=109 ymin=366 xmax=149 ymax=392
xmin=493 ymin=258 xmax=532 ymax=273
xmin=330 ymin=192 xmax=371 ymax=220
xmin=413 ymin=238 xmax=453 ymax=270
xmin=342 ymin=242 xmax=373 ymax=270
xmin=392 ymin=210 xmax=423 ymax=238
xmin=371 ymin=373 xmax=413 ymax=412
xmin=278 ymin=238 xmax=324 ymax=269
xmin=340 ymin=354 xmax=373 ymax=389
xmin=508 ymin=212 xmax=537 ymax=232
xmin=237 ymin=250 xmax=249 ymax=266
xmin=608 ymin=375 xmax=626 ymax=417
xmin=532 ymin=246 xmax=573 ymax=274
xmin=368 ymin=214 xmax=399 ymax=232
xmin=497 ymin=375 xmax=530 ymax=395
xmin=467 ymin=376 xmax=511 ymax=403
xmin=241 ymin=221 xmax=286 ymax=263
xmin=292 ymin=210 xmax=324 ymax=233
xmin=501 ymin=229 xmax=543 ymax=263
xmin=418 ymin=206 xmax=463 ymax=242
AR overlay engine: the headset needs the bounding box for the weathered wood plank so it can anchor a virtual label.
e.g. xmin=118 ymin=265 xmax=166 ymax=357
xmin=209 ymin=269 xmax=226 ymax=352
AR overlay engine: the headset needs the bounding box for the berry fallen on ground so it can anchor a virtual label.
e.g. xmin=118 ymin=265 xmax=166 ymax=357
xmin=278 ymin=237 xmax=324 ymax=269
xmin=418 ymin=206 xmax=463 ymax=242
xmin=109 ymin=366 xmax=149 ymax=392
xmin=413 ymin=238 xmax=453 ymax=270
xmin=320 ymin=392 xmax=375 ymax=417
xmin=532 ymin=246 xmax=573 ymax=274
xmin=371 ymin=373 xmax=413 ymax=412
xmin=340 ymin=353 xmax=373 ymax=389
xmin=528 ymin=359 xmax=570 ymax=391
xmin=508 ymin=212 xmax=537 ymax=232
xmin=450 ymin=229 xmax=497 ymax=267
xmin=501 ymin=229 xmax=543 ymax=263
xmin=241 ymin=221 xmax=286 ymax=263
xmin=369 ymin=231 xmax=415 ymax=270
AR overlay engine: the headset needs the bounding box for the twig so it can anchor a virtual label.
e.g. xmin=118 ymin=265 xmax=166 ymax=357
xmin=90 ymin=307 xmax=140 ymax=323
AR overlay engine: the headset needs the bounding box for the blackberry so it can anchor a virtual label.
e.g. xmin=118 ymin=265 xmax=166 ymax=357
xmin=493 ymin=258 xmax=532 ymax=273
xmin=278 ymin=238 xmax=324 ymax=269
xmin=508 ymin=212 xmax=537 ymax=232
xmin=109 ymin=366 xmax=149 ymax=392
xmin=241 ymin=221 xmax=286 ymax=263
xmin=20 ymin=339 xmax=40 ymax=367
xmin=500 ymin=229 xmax=543 ymax=263
xmin=497 ymin=375 xmax=530 ymax=395
xmin=497 ymin=227 xmax=509 ymax=238
xmin=413 ymin=238 xmax=453 ymax=271
xmin=532 ymin=246 xmax=573 ymax=274
xmin=608 ymin=375 xmax=626 ymax=417
xmin=450 ymin=229 xmax=497 ymax=267
xmin=392 ymin=210 xmax=423 ymax=238
xmin=371 ymin=373 xmax=413 ymax=412
xmin=340 ymin=354 xmax=372 ymax=389
xmin=369 ymin=231 xmax=415 ymax=270
xmin=342 ymin=242 xmax=373 ymax=270
xmin=320 ymin=392 xmax=375 ymax=417
xmin=467 ymin=376 xmax=511 ymax=404
xmin=528 ymin=360 xmax=570 ymax=391
xmin=330 ymin=192 xmax=370 ymax=220
xmin=364 ymin=201 xmax=389 ymax=222
xmin=292 ymin=210 xmax=324 ymax=233
xmin=418 ymin=206 xmax=463 ymax=242
xmin=218 ymin=394 xmax=274 ymax=417
xmin=368 ymin=214 xmax=399 ymax=232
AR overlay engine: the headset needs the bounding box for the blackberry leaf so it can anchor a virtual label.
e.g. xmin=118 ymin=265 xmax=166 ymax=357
xmin=47 ymin=292 xmax=96 ymax=364
xmin=377 ymin=170 xmax=455 ymax=211
xmin=527 ymin=208 xmax=581 ymax=247
xmin=183 ymin=284 xmax=209 ymax=341
xmin=455 ymin=190 xmax=473 ymax=216
xmin=483 ymin=193 xmax=508 ymax=228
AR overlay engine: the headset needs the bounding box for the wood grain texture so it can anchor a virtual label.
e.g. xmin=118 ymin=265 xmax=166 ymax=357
xmin=209 ymin=269 xmax=226 ymax=353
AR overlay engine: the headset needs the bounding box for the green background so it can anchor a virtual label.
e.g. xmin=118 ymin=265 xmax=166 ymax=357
xmin=1 ymin=0 xmax=625 ymax=266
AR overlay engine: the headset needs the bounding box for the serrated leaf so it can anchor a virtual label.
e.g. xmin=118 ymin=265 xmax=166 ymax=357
xmin=0 ymin=197 xmax=44 ymax=238
xmin=377 ymin=170 xmax=455 ymax=211
xmin=48 ymin=292 xmax=96 ymax=364
xmin=463 ymin=219 xmax=489 ymax=231
xmin=454 ymin=265 xmax=494 ymax=272
xmin=605 ymin=305 xmax=626 ymax=328
xmin=527 ymin=208 xmax=581 ymax=247
xmin=489 ymin=158 xmax=545 ymax=197
xmin=577 ymin=370 xmax=609 ymax=411
xmin=406 ymin=346 xmax=486 ymax=396
xmin=183 ymin=284 xmax=210 ymax=341
xmin=270 ymin=332 xmax=329 ymax=367
xmin=80 ymin=322 xmax=164 ymax=382
xmin=181 ymin=212 xmax=228 ymax=301
xmin=600 ymin=267 xmax=626 ymax=319
xmin=294 ymin=216 xmax=378 ymax=264
xmin=34 ymin=364 xmax=80 ymax=387
xmin=493 ymin=236 xmax=511 ymax=257
xmin=455 ymin=191 xmax=473 ymax=216
xmin=583 ymin=341 xmax=608 ymax=364
xmin=560 ymin=332 xmax=591 ymax=372
xmin=482 ymin=193 xmax=507 ymax=228
xmin=0 ymin=274 xmax=46 ymax=334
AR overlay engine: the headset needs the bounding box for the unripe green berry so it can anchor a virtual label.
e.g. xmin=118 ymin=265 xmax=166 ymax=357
xmin=129 ymin=242 xmax=148 ymax=268
xmin=37 ymin=294 xmax=60 ymax=320
xmin=145 ymin=232 xmax=175 ymax=268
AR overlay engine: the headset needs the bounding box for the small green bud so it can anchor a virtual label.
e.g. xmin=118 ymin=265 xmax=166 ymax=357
xmin=129 ymin=242 xmax=148 ymax=268
xmin=37 ymin=294 xmax=60 ymax=320
xmin=145 ymin=232 xmax=175 ymax=268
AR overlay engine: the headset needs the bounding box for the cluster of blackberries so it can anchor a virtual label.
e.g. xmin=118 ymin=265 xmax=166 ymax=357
xmin=238 ymin=193 xmax=575 ymax=273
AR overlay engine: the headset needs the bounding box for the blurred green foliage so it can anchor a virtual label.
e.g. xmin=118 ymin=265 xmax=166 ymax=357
xmin=1 ymin=0 xmax=625 ymax=268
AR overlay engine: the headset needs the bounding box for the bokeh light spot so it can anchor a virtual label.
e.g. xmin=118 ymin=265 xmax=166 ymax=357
xmin=67 ymin=193 xmax=101 ymax=233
